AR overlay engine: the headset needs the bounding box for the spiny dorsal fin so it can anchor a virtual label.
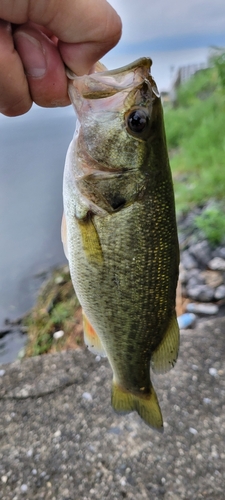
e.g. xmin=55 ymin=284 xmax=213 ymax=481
xmin=94 ymin=61 xmax=108 ymax=73
xmin=83 ymin=313 xmax=106 ymax=357
xmin=151 ymin=313 xmax=180 ymax=374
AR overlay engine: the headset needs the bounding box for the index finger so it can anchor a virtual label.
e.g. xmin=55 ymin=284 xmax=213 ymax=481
xmin=0 ymin=0 xmax=122 ymax=74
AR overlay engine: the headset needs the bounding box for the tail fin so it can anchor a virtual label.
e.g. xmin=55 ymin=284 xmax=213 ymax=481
xmin=111 ymin=381 xmax=163 ymax=432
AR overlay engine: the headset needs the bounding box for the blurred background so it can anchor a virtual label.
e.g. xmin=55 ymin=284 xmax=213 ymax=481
xmin=1 ymin=0 xmax=225 ymax=363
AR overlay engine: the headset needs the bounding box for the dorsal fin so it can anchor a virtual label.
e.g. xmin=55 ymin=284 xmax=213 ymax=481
xmin=94 ymin=61 xmax=108 ymax=73
xmin=151 ymin=313 xmax=180 ymax=374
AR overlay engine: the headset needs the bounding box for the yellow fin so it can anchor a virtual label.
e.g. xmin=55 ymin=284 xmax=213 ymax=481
xmin=151 ymin=313 xmax=180 ymax=374
xmin=83 ymin=313 xmax=106 ymax=357
xmin=78 ymin=217 xmax=103 ymax=265
xmin=111 ymin=381 xmax=163 ymax=432
xmin=61 ymin=213 xmax=68 ymax=260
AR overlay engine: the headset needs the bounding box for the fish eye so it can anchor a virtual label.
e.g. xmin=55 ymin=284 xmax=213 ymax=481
xmin=125 ymin=108 xmax=149 ymax=139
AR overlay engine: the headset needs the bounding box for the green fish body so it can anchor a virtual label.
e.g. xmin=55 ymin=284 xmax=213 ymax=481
xmin=62 ymin=58 xmax=180 ymax=431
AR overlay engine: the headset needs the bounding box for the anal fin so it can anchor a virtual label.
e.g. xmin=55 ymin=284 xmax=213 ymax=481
xmin=111 ymin=381 xmax=163 ymax=432
xmin=83 ymin=313 xmax=106 ymax=357
xmin=151 ymin=313 xmax=180 ymax=374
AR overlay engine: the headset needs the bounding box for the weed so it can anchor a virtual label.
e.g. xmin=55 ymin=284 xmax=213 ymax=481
xmin=164 ymin=48 xmax=225 ymax=213
xmin=194 ymin=203 xmax=225 ymax=246
xmin=23 ymin=266 xmax=83 ymax=357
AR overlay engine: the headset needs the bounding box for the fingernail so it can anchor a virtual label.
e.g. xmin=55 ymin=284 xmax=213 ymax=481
xmin=14 ymin=32 xmax=47 ymax=78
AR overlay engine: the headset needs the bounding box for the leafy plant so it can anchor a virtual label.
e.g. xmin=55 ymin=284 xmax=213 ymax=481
xmin=210 ymin=48 xmax=225 ymax=90
xmin=164 ymin=49 xmax=225 ymax=213
xmin=177 ymin=68 xmax=216 ymax=107
xmin=194 ymin=204 xmax=225 ymax=245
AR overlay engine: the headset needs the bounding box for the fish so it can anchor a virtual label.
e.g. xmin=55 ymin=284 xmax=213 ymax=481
xmin=62 ymin=57 xmax=180 ymax=432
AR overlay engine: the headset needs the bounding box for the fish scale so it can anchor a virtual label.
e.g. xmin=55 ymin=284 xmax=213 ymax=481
xmin=62 ymin=57 xmax=180 ymax=431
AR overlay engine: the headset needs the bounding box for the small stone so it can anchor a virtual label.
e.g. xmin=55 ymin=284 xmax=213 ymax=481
xmin=26 ymin=448 xmax=33 ymax=457
xmin=214 ymin=285 xmax=225 ymax=300
xmin=82 ymin=392 xmax=92 ymax=401
xmin=189 ymin=240 xmax=212 ymax=267
xmin=187 ymin=284 xmax=214 ymax=302
xmin=1 ymin=475 xmax=8 ymax=483
xmin=209 ymin=367 xmax=218 ymax=377
xmin=32 ymin=469 xmax=37 ymax=475
xmin=0 ymin=369 xmax=5 ymax=377
xmin=177 ymin=313 xmax=196 ymax=329
xmin=54 ymin=429 xmax=61 ymax=438
xmin=203 ymin=398 xmax=211 ymax=405
xmin=55 ymin=275 xmax=64 ymax=284
xmin=18 ymin=389 xmax=29 ymax=398
xmin=200 ymin=270 xmax=223 ymax=288
xmin=53 ymin=330 xmax=64 ymax=340
xmin=189 ymin=427 xmax=198 ymax=435
xmin=187 ymin=275 xmax=205 ymax=288
xmin=208 ymin=257 xmax=225 ymax=271
xmin=186 ymin=268 xmax=200 ymax=278
xmin=212 ymin=246 xmax=225 ymax=259
xmin=18 ymin=348 xmax=26 ymax=360
xmin=186 ymin=303 xmax=219 ymax=315
xmin=181 ymin=250 xmax=197 ymax=270
xmin=20 ymin=484 xmax=28 ymax=493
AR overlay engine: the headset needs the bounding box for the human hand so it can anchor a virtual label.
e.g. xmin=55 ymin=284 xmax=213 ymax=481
xmin=0 ymin=0 xmax=122 ymax=116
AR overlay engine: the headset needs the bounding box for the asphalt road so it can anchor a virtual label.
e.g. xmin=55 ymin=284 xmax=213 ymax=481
xmin=0 ymin=317 xmax=224 ymax=499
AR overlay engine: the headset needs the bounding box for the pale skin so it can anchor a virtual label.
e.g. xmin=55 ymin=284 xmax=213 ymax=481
xmin=0 ymin=0 xmax=122 ymax=116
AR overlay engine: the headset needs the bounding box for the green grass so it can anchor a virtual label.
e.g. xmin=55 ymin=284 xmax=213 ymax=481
xmin=194 ymin=202 xmax=225 ymax=245
xmin=164 ymin=49 xmax=225 ymax=217
xmin=23 ymin=266 xmax=82 ymax=357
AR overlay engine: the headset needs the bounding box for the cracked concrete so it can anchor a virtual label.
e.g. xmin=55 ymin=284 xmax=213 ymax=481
xmin=0 ymin=318 xmax=225 ymax=500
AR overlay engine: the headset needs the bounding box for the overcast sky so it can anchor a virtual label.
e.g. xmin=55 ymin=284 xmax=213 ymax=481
xmin=108 ymin=0 xmax=225 ymax=48
xmin=104 ymin=0 xmax=225 ymax=90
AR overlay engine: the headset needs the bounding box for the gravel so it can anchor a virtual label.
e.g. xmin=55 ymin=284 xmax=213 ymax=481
xmin=178 ymin=207 xmax=225 ymax=312
xmin=0 ymin=317 xmax=225 ymax=499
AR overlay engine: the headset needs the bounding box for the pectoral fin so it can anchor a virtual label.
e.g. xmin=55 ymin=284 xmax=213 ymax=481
xmin=78 ymin=216 xmax=103 ymax=265
xmin=151 ymin=313 xmax=180 ymax=374
xmin=111 ymin=381 xmax=163 ymax=432
xmin=83 ymin=313 xmax=106 ymax=357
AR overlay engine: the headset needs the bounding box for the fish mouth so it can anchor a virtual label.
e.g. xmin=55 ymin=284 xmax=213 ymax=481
xmin=66 ymin=57 xmax=159 ymax=105
xmin=67 ymin=57 xmax=152 ymax=81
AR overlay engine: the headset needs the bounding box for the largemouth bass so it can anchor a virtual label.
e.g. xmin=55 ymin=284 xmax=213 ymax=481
xmin=62 ymin=58 xmax=180 ymax=432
